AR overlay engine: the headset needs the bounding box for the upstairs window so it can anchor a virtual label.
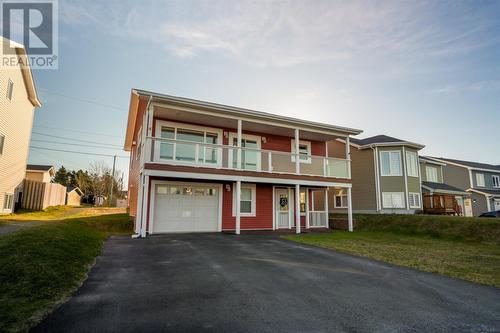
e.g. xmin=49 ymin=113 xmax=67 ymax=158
xmin=0 ymin=135 xmax=4 ymax=155
xmin=425 ymin=166 xmax=438 ymax=183
xmin=6 ymin=79 xmax=14 ymax=101
xmin=380 ymin=151 xmax=402 ymax=176
xmin=476 ymin=173 xmax=485 ymax=187
xmin=291 ymin=140 xmax=311 ymax=163
xmin=492 ymin=175 xmax=500 ymax=188
xmin=406 ymin=151 xmax=419 ymax=177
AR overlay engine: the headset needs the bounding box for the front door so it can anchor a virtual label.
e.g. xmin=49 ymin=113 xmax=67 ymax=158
xmin=455 ymin=196 xmax=464 ymax=216
xmin=275 ymin=188 xmax=294 ymax=228
xmin=463 ymin=198 xmax=473 ymax=217
xmin=494 ymin=199 xmax=500 ymax=211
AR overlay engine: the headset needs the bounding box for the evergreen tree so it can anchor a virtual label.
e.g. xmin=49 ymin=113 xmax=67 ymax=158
xmin=53 ymin=166 xmax=69 ymax=186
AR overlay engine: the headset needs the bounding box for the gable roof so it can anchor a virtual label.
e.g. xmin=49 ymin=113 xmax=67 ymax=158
xmin=1 ymin=37 xmax=41 ymax=107
xmin=124 ymin=89 xmax=363 ymax=151
xmin=421 ymin=181 xmax=468 ymax=195
xmin=425 ymin=157 xmax=500 ymax=172
xmin=346 ymin=135 xmax=424 ymax=150
xmin=26 ymin=164 xmax=54 ymax=172
xmin=467 ymin=188 xmax=500 ymax=198
xmin=67 ymin=186 xmax=83 ymax=195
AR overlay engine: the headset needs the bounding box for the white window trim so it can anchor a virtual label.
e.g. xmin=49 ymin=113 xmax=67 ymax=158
xmin=382 ymin=192 xmax=405 ymax=208
xmin=406 ymin=151 xmax=419 ymax=177
xmin=380 ymin=151 xmax=402 ymax=176
xmin=492 ymin=175 xmax=500 ymax=188
xmin=334 ymin=193 xmax=348 ymax=208
xmin=476 ymin=173 xmax=485 ymax=187
xmin=291 ymin=139 xmax=312 ymax=164
xmin=3 ymin=192 xmax=14 ymax=212
xmin=154 ymin=120 xmax=223 ymax=166
xmin=228 ymin=132 xmax=262 ymax=171
xmin=408 ymin=192 xmax=421 ymax=209
xmin=232 ymin=183 xmax=256 ymax=217
xmin=425 ymin=165 xmax=438 ymax=183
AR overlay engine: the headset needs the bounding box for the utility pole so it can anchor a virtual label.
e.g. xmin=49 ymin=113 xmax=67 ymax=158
xmin=109 ymin=155 xmax=116 ymax=206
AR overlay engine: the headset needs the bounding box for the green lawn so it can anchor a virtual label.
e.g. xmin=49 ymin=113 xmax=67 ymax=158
xmin=0 ymin=213 xmax=133 ymax=333
xmin=284 ymin=214 xmax=500 ymax=288
xmin=0 ymin=205 xmax=126 ymax=221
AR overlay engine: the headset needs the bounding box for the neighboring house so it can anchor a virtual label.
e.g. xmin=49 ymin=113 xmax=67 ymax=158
xmin=328 ymin=135 xmax=424 ymax=214
xmin=25 ymin=164 xmax=55 ymax=183
xmin=124 ymin=89 xmax=362 ymax=236
xmin=424 ymin=157 xmax=500 ymax=216
xmin=0 ymin=38 xmax=42 ymax=214
xmin=66 ymin=186 xmax=83 ymax=206
xmin=419 ymin=157 xmax=471 ymax=216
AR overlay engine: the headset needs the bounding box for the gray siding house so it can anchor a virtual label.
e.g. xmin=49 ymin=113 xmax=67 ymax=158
xmin=424 ymin=157 xmax=500 ymax=216
xmin=328 ymin=135 xmax=424 ymax=214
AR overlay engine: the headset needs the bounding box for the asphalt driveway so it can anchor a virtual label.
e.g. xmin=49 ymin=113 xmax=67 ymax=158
xmin=33 ymin=234 xmax=500 ymax=333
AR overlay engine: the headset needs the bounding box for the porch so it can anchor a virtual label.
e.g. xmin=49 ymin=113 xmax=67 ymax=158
xmin=423 ymin=194 xmax=461 ymax=215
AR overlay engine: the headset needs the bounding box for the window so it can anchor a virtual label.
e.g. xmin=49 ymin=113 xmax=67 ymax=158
xmin=300 ymin=191 xmax=306 ymax=214
xmin=380 ymin=151 xmax=402 ymax=176
xmin=6 ymin=79 xmax=13 ymax=101
xmin=476 ymin=173 xmax=485 ymax=187
xmin=156 ymin=121 xmax=222 ymax=165
xmin=291 ymin=140 xmax=312 ymax=163
xmin=3 ymin=193 xmax=13 ymax=211
xmin=232 ymin=184 xmax=256 ymax=216
xmin=492 ymin=175 xmax=500 ymax=188
xmin=382 ymin=192 xmax=405 ymax=208
xmin=406 ymin=151 xmax=419 ymax=177
xmin=408 ymin=192 xmax=421 ymax=209
xmin=231 ymin=136 xmax=260 ymax=170
xmin=334 ymin=189 xmax=348 ymax=208
xmin=0 ymin=135 xmax=4 ymax=155
xmin=425 ymin=166 xmax=438 ymax=183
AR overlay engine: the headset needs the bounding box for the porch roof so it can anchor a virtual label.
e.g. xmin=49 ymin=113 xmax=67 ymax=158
xmin=422 ymin=181 xmax=468 ymax=196
xmin=124 ymin=89 xmax=363 ymax=150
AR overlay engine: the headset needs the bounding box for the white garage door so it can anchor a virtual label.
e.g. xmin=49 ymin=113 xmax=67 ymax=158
xmin=153 ymin=184 xmax=219 ymax=233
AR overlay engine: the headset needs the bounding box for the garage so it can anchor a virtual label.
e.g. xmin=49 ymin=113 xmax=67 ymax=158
xmin=152 ymin=183 xmax=221 ymax=233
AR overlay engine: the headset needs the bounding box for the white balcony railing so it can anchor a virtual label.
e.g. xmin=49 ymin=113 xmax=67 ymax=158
xmin=145 ymin=137 xmax=350 ymax=179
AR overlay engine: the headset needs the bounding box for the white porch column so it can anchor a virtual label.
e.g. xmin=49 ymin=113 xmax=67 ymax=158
xmin=347 ymin=187 xmax=353 ymax=232
xmin=237 ymin=119 xmax=242 ymax=170
xmin=324 ymin=187 xmax=329 ymax=228
xmin=140 ymin=175 xmax=150 ymax=237
xmin=295 ymin=184 xmax=301 ymax=234
xmin=134 ymin=173 xmax=145 ymax=235
xmin=295 ymin=128 xmax=300 ymax=175
xmin=235 ymin=180 xmax=241 ymax=234
xmin=346 ymin=136 xmax=351 ymax=179
xmin=288 ymin=187 xmax=293 ymax=229
xmin=305 ymin=189 xmax=310 ymax=229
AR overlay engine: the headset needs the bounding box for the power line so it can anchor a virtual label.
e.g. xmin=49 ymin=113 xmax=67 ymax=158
xmin=38 ymin=88 xmax=124 ymax=111
xmin=31 ymin=139 xmax=124 ymax=150
xmin=30 ymin=146 xmax=129 ymax=158
xmin=32 ymin=131 xmax=123 ymax=148
xmin=33 ymin=124 xmax=123 ymax=139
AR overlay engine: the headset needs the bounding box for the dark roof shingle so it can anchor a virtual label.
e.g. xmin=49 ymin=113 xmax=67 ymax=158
xmin=425 ymin=157 xmax=500 ymax=171
xmin=26 ymin=164 xmax=54 ymax=172
xmin=421 ymin=181 xmax=468 ymax=194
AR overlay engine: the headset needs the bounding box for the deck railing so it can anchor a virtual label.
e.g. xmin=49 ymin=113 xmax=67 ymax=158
xmin=144 ymin=137 xmax=350 ymax=179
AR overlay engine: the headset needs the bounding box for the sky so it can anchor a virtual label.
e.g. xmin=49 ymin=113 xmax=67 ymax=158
xmin=25 ymin=0 xmax=500 ymax=184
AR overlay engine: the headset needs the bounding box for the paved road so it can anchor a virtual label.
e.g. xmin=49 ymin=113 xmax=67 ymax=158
xmin=33 ymin=234 xmax=500 ymax=333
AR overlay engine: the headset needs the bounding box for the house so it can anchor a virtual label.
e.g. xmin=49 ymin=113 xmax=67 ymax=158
xmin=419 ymin=157 xmax=471 ymax=216
xmin=26 ymin=164 xmax=55 ymax=183
xmin=124 ymin=89 xmax=362 ymax=236
xmin=327 ymin=135 xmax=424 ymax=214
xmin=423 ymin=157 xmax=500 ymax=216
xmin=66 ymin=186 xmax=83 ymax=206
xmin=0 ymin=38 xmax=42 ymax=214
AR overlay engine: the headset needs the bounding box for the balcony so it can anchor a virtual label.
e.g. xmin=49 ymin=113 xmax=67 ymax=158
xmin=143 ymin=137 xmax=350 ymax=179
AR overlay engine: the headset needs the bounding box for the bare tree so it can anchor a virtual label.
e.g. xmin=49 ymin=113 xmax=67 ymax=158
xmin=88 ymin=161 xmax=111 ymax=205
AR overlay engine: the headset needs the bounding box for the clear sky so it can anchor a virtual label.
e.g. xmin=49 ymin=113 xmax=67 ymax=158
xmin=28 ymin=0 xmax=500 ymax=183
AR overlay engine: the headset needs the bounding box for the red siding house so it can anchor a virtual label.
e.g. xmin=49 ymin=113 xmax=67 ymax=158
xmin=124 ymin=90 xmax=362 ymax=236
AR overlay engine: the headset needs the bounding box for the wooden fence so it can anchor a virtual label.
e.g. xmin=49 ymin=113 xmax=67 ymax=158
xmin=22 ymin=179 xmax=66 ymax=210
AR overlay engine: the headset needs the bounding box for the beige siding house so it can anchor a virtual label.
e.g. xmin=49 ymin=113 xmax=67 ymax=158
xmin=0 ymin=38 xmax=42 ymax=214
xmin=25 ymin=164 xmax=55 ymax=183
xmin=328 ymin=135 xmax=424 ymax=214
